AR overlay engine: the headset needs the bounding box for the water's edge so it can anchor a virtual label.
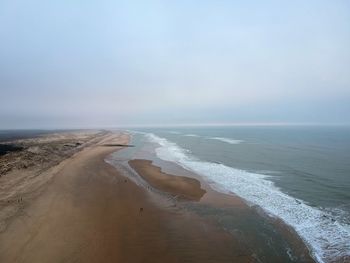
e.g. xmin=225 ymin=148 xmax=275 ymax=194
xmin=142 ymin=132 xmax=350 ymax=263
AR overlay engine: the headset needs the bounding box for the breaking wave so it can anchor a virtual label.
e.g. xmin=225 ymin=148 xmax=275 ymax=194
xmin=145 ymin=133 xmax=350 ymax=263
xmin=208 ymin=137 xmax=243 ymax=144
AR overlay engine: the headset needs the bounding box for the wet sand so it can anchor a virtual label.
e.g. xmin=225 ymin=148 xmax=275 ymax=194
xmin=129 ymin=159 xmax=206 ymax=201
xmin=126 ymin=158 xmax=316 ymax=263
xmin=0 ymin=132 xmax=253 ymax=263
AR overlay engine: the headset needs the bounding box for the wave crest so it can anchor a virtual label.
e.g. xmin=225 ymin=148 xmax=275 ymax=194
xmin=145 ymin=133 xmax=350 ymax=263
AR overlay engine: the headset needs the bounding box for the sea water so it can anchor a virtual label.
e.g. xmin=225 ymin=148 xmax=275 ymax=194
xmin=111 ymin=125 xmax=350 ymax=263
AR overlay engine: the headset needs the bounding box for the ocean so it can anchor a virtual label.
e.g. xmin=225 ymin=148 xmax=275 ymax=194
xmin=110 ymin=125 xmax=350 ymax=263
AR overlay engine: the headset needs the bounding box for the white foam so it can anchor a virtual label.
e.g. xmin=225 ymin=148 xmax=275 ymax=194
xmin=184 ymin=134 xmax=200 ymax=137
xmin=208 ymin=137 xmax=243 ymax=144
xmin=168 ymin=131 xmax=181 ymax=134
xmin=145 ymin=133 xmax=350 ymax=263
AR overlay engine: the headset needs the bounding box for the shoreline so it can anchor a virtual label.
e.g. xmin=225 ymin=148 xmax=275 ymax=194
xmin=139 ymin=131 xmax=350 ymax=263
xmin=124 ymin=157 xmax=316 ymax=263
xmin=129 ymin=159 xmax=206 ymax=201
xmin=0 ymin=132 xmax=256 ymax=262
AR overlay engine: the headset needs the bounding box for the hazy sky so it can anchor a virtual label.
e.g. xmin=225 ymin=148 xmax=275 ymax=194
xmin=1 ymin=0 xmax=349 ymax=128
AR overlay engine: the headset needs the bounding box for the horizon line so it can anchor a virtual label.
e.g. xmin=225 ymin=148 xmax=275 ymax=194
xmin=1 ymin=122 xmax=350 ymax=130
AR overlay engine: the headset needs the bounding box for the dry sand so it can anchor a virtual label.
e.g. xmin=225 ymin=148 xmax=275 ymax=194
xmin=0 ymin=132 xmax=254 ymax=263
xmin=0 ymin=130 xmax=107 ymax=232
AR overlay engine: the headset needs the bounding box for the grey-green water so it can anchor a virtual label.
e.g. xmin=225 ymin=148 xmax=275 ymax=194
xmin=140 ymin=126 xmax=350 ymax=212
xmin=112 ymin=125 xmax=350 ymax=263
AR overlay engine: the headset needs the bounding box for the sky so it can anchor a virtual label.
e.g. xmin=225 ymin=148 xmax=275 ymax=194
xmin=0 ymin=0 xmax=349 ymax=128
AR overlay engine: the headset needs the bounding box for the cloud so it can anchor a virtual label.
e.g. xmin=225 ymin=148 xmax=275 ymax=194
xmin=0 ymin=0 xmax=349 ymax=128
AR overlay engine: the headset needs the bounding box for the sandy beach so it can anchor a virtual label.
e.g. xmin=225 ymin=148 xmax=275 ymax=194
xmin=2 ymin=1 xmax=349 ymax=262
xmin=129 ymin=159 xmax=206 ymax=201
xmin=125 ymin=157 xmax=315 ymax=263
xmin=0 ymin=131 xmax=258 ymax=263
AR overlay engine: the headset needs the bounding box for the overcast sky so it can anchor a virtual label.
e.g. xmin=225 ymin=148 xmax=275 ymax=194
xmin=1 ymin=0 xmax=349 ymax=128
